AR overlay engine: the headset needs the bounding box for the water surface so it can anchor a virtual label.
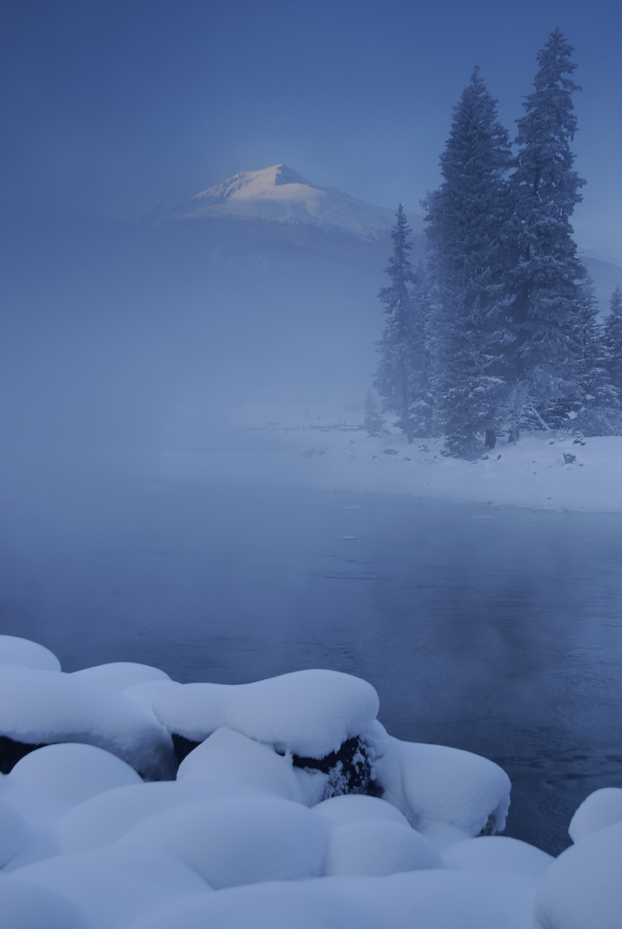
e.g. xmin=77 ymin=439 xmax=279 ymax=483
xmin=2 ymin=474 xmax=622 ymax=855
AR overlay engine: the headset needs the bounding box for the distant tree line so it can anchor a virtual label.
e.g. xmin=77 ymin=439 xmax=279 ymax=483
xmin=371 ymin=29 xmax=622 ymax=457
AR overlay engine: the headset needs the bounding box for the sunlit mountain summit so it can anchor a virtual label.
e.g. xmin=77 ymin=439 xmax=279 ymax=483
xmin=145 ymin=164 xmax=418 ymax=241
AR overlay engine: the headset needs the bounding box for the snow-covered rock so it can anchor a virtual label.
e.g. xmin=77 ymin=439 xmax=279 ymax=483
xmin=7 ymin=845 xmax=208 ymax=929
xmin=58 ymin=781 xmax=220 ymax=852
xmin=0 ymin=668 xmax=176 ymax=780
xmin=443 ymin=835 xmax=553 ymax=881
xmin=0 ymin=803 xmax=29 ymax=868
xmin=4 ymin=634 xmax=618 ymax=929
xmin=70 ymin=663 xmax=171 ymax=692
xmin=374 ymin=735 xmax=511 ymax=836
xmin=313 ymin=793 xmax=411 ymax=827
xmin=152 ymin=668 xmax=379 ymax=758
xmin=176 ymin=726 xmax=302 ymax=802
xmin=324 ymin=819 xmax=445 ymax=876
xmin=568 ymin=786 xmax=622 ymax=842
xmin=119 ymin=796 xmax=331 ymax=889
xmin=0 ymin=636 xmax=60 ymax=673
xmin=533 ymin=820 xmax=622 ymax=929
xmin=7 ymin=743 xmax=142 ymax=807
xmin=0 ymin=878 xmax=89 ymax=929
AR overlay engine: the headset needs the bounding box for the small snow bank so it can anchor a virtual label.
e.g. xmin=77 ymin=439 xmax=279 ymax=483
xmin=375 ymin=734 xmax=511 ymax=836
xmin=153 ymin=669 xmax=380 ymax=758
xmin=0 ymin=668 xmax=176 ymax=780
xmin=7 ymin=743 xmax=142 ymax=806
xmin=176 ymin=727 xmax=302 ymax=802
xmin=568 ymin=786 xmax=622 ymax=842
xmin=70 ymin=662 xmax=171 ymax=692
xmin=1 ymin=634 xmax=620 ymax=928
xmin=0 ymin=636 xmax=61 ymax=672
xmin=156 ymin=409 xmax=622 ymax=514
xmin=120 ymin=796 xmax=331 ymax=889
xmin=0 ymin=879 xmax=89 ymax=929
xmin=533 ymin=821 xmax=622 ymax=929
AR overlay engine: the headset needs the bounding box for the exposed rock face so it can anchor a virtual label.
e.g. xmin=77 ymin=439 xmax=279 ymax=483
xmin=0 ymin=735 xmax=46 ymax=774
xmin=171 ymin=733 xmax=201 ymax=765
xmin=293 ymin=736 xmax=380 ymax=801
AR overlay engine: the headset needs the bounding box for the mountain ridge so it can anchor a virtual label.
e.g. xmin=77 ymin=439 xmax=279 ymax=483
xmin=143 ymin=164 xmax=424 ymax=241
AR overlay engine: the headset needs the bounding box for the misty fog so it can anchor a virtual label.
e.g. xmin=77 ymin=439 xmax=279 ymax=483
xmin=3 ymin=201 xmax=622 ymax=856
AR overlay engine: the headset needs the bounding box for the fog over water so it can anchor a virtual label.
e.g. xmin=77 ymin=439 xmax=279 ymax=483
xmin=2 ymin=202 xmax=622 ymax=858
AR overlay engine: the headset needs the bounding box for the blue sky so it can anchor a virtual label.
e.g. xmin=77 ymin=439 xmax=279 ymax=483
xmin=2 ymin=0 xmax=621 ymax=260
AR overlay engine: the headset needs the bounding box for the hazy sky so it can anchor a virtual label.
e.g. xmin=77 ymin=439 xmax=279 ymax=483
xmin=3 ymin=0 xmax=621 ymax=261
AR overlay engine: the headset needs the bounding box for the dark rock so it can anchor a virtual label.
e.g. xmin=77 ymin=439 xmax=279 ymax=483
xmin=293 ymin=736 xmax=381 ymax=800
xmin=0 ymin=735 xmax=47 ymax=774
xmin=171 ymin=732 xmax=201 ymax=764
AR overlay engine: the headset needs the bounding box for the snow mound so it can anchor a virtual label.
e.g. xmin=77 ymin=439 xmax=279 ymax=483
xmin=443 ymin=835 xmax=553 ymax=881
xmin=8 ymin=845 xmax=208 ymax=928
xmin=0 ymin=879 xmax=89 ymax=929
xmin=375 ymin=735 xmax=511 ymax=836
xmin=153 ymin=668 xmax=379 ymax=758
xmin=0 ymin=802 xmax=30 ymax=868
xmin=7 ymin=743 xmax=142 ymax=806
xmin=533 ymin=820 xmax=622 ymax=929
xmin=70 ymin=663 xmax=171 ymax=692
xmin=568 ymin=786 xmax=622 ymax=842
xmin=0 ymin=668 xmax=176 ymax=780
xmin=0 ymin=636 xmax=60 ymax=672
xmin=325 ymin=819 xmax=445 ymax=876
xmin=313 ymin=793 xmax=411 ymax=827
xmin=120 ymin=796 xmax=331 ymax=889
xmin=132 ymin=871 xmax=536 ymax=929
xmin=58 ymin=781 xmax=221 ymax=852
xmin=130 ymin=880 xmax=382 ymax=929
xmin=176 ymin=726 xmax=302 ymax=801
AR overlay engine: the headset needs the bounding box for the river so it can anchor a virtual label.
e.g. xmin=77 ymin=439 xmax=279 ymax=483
xmin=2 ymin=476 xmax=622 ymax=855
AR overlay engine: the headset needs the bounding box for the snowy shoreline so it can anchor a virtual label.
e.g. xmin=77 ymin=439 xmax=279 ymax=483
xmin=1 ymin=633 xmax=621 ymax=928
xmin=153 ymin=407 xmax=622 ymax=515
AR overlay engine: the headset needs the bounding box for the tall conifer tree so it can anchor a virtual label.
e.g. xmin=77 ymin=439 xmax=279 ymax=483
xmin=507 ymin=28 xmax=599 ymax=426
xmin=374 ymin=206 xmax=431 ymax=443
xmin=424 ymin=67 xmax=512 ymax=457
xmin=605 ymin=287 xmax=622 ymax=391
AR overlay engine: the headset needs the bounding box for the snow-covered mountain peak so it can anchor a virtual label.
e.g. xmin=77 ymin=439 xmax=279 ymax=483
xmin=147 ymin=165 xmax=422 ymax=240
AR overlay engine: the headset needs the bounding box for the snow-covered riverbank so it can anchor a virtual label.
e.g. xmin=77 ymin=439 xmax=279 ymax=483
xmin=154 ymin=404 xmax=622 ymax=513
xmin=1 ymin=633 xmax=620 ymax=928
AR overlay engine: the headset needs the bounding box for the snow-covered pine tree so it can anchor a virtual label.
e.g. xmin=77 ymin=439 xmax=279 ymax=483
xmin=507 ymin=29 xmax=600 ymax=427
xmin=363 ymin=389 xmax=385 ymax=436
xmin=374 ymin=206 xmax=431 ymax=443
xmin=605 ymin=287 xmax=622 ymax=390
xmin=424 ymin=67 xmax=512 ymax=457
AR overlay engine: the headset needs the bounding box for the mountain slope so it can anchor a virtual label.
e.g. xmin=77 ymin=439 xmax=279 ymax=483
xmin=145 ymin=164 xmax=424 ymax=241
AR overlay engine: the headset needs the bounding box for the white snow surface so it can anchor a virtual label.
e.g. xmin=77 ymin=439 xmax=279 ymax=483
xmin=0 ymin=636 xmax=61 ymax=672
xmin=153 ymin=668 xmax=379 ymax=757
xmin=1 ymin=635 xmax=620 ymax=927
xmin=533 ymin=820 xmax=622 ymax=929
xmin=375 ymin=735 xmax=511 ymax=836
xmin=0 ymin=668 xmax=176 ymax=780
xmin=176 ymin=726 xmax=302 ymax=802
xmin=324 ymin=819 xmax=445 ymax=876
xmin=119 ymin=796 xmax=331 ymax=889
xmin=70 ymin=663 xmax=171 ymax=692
xmin=154 ymin=164 xmax=416 ymax=240
xmin=568 ymin=786 xmax=622 ymax=842
xmin=7 ymin=743 xmax=142 ymax=807
xmin=157 ymin=410 xmax=622 ymax=514
xmin=443 ymin=835 xmax=553 ymax=881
